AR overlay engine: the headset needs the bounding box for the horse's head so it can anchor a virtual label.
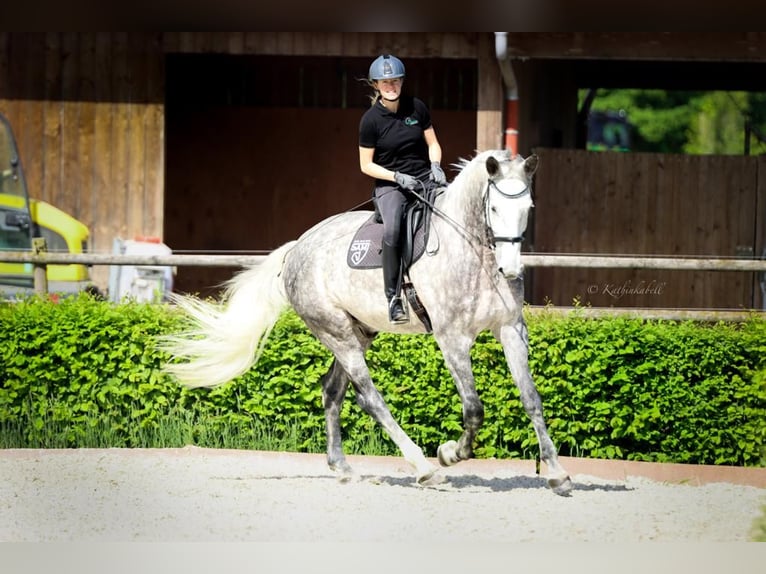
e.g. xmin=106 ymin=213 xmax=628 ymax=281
xmin=483 ymin=152 xmax=537 ymax=279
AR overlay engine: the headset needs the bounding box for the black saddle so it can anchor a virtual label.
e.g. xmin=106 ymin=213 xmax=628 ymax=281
xmin=346 ymin=187 xmax=440 ymax=270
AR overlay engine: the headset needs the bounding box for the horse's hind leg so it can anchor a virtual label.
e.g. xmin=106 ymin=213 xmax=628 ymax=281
xmin=320 ymin=359 xmax=354 ymax=481
xmin=495 ymin=319 xmax=573 ymax=496
xmin=313 ymin=325 xmax=439 ymax=484
xmin=347 ymin=357 xmax=439 ymax=483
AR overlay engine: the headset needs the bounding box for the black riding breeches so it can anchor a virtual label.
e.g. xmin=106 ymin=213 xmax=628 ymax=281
xmin=374 ymin=185 xmax=412 ymax=248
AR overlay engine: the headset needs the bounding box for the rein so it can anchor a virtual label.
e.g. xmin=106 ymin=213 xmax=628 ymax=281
xmin=406 ymin=182 xmax=472 ymax=251
xmin=408 ymin=175 xmax=530 ymax=252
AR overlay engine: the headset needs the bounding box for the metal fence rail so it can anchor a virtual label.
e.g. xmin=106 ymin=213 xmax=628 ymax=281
xmin=2 ymin=250 xmax=764 ymax=320
xmin=2 ymin=251 xmax=766 ymax=271
xmin=0 ymin=251 xmax=269 ymax=267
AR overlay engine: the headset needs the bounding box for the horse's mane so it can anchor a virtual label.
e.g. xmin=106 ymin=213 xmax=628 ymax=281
xmin=453 ymin=149 xmax=512 ymax=169
xmin=451 ymin=149 xmax=513 ymax=185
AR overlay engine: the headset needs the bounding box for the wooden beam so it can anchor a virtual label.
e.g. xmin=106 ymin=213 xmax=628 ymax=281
xmin=476 ymin=33 xmax=502 ymax=152
xmin=502 ymin=33 xmax=766 ymax=62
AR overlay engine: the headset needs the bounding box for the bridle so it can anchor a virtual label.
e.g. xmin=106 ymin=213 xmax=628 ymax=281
xmin=404 ymin=170 xmax=531 ymax=253
xmin=483 ymin=178 xmax=531 ymax=249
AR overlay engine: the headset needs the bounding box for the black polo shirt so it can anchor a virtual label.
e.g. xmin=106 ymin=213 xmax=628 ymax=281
xmin=359 ymin=95 xmax=432 ymax=184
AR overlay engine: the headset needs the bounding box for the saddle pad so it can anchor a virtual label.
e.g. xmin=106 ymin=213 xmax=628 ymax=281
xmin=346 ymin=213 xmax=427 ymax=269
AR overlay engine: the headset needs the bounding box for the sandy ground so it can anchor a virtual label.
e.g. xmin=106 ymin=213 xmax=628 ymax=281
xmin=1 ymin=446 xmax=764 ymax=543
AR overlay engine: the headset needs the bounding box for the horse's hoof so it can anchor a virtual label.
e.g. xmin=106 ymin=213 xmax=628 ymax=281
xmin=417 ymin=467 xmax=445 ymax=486
xmin=337 ymin=471 xmax=358 ymax=484
xmin=437 ymin=440 xmax=460 ymax=467
xmin=330 ymin=461 xmax=355 ymax=483
xmin=548 ymin=475 xmax=573 ymax=496
xmin=415 ymin=463 xmax=441 ymax=485
xmin=418 ymin=471 xmax=447 ymax=486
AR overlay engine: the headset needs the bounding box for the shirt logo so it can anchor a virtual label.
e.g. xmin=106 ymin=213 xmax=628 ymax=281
xmin=404 ymin=117 xmax=419 ymax=126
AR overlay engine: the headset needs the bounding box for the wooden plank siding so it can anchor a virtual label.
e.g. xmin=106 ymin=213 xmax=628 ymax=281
xmin=3 ymin=32 xmax=762 ymax=305
xmin=0 ymin=32 xmax=169 ymax=287
xmin=502 ymin=33 xmax=766 ymax=62
xmin=756 ymin=157 xmax=766 ymax=310
xmin=531 ymin=149 xmax=761 ymax=309
xmin=0 ymin=33 xmax=489 ymax=292
xmin=162 ymin=32 xmax=477 ymax=58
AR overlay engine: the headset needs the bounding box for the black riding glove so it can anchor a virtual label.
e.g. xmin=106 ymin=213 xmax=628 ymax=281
xmin=430 ymin=162 xmax=447 ymax=185
xmin=394 ymin=172 xmax=419 ymax=191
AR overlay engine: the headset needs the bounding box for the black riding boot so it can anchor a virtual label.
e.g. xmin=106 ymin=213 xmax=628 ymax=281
xmin=382 ymin=241 xmax=407 ymax=324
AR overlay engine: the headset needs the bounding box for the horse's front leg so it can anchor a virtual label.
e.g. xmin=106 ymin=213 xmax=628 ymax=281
xmin=495 ymin=319 xmax=573 ymax=496
xmin=435 ymin=335 xmax=485 ymax=467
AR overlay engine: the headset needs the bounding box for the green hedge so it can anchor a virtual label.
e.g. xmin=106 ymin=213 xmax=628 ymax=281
xmin=1 ymin=295 xmax=764 ymax=466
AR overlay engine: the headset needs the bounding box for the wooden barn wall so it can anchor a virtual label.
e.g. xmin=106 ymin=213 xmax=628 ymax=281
xmin=160 ymin=32 xmax=478 ymax=58
xmin=10 ymin=33 xmax=762 ymax=308
xmin=0 ymin=32 xmax=166 ymax=289
xmin=0 ymin=32 xmax=489 ymax=292
xmin=531 ymin=149 xmax=765 ymax=310
xmin=163 ymin=49 xmax=481 ymax=295
xmin=756 ymin=155 xmax=766 ymax=310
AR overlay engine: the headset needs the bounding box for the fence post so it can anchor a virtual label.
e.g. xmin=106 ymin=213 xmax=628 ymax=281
xmin=32 ymin=237 xmax=48 ymax=296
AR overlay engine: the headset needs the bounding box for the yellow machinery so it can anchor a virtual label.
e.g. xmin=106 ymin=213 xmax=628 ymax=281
xmin=0 ymin=112 xmax=95 ymax=296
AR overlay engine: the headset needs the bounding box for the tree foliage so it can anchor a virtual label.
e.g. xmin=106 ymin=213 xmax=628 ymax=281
xmin=582 ymin=89 xmax=766 ymax=155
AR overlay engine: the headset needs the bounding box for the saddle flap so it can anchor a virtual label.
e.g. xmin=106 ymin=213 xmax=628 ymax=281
xmin=402 ymin=204 xmax=424 ymax=268
xmin=347 ymin=205 xmax=430 ymax=270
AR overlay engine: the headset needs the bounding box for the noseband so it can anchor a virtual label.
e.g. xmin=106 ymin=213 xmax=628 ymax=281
xmin=483 ymin=178 xmax=530 ymax=248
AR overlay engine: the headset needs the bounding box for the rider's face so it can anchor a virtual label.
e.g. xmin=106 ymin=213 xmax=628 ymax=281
xmin=375 ymin=78 xmax=403 ymax=101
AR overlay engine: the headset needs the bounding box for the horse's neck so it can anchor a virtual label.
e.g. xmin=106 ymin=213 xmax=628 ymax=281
xmin=438 ymin=172 xmax=484 ymax=229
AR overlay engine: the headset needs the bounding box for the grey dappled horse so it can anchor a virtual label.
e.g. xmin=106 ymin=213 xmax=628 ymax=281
xmin=163 ymin=150 xmax=572 ymax=495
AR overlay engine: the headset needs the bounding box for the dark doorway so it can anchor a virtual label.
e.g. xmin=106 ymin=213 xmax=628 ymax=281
xmin=164 ymin=54 xmax=478 ymax=296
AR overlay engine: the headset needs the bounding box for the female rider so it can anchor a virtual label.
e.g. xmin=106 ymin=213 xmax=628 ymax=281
xmin=358 ymin=54 xmax=446 ymax=324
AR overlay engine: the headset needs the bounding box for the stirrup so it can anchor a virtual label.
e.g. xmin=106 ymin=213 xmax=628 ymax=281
xmin=388 ymin=296 xmax=408 ymax=324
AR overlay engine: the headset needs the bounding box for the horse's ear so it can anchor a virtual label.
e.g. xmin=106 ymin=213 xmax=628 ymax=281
xmin=486 ymin=156 xmax=500 ymax=177
xmin=524 ymin=154 xmax=539 ymax=177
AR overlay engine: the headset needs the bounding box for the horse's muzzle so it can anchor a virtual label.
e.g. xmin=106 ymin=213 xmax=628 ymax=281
xmin=495 ymin=243 xmax=524 ymax=279
xmin=500 ymin=263 xmax=524 ymax=280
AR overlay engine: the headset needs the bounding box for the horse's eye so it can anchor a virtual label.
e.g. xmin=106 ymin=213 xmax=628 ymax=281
xmin=490 ymin=206 xmax=498 ymax=214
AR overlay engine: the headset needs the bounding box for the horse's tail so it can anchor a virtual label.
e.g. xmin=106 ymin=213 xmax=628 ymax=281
xmin=161 ymin=241 xmax=296 ymax=388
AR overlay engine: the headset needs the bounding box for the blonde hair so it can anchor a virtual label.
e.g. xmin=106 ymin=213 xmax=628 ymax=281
xmin=360 ymin=77 xmax=380 ymax=106
xmin=361 ymin=78 xmax=407 ymax=107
